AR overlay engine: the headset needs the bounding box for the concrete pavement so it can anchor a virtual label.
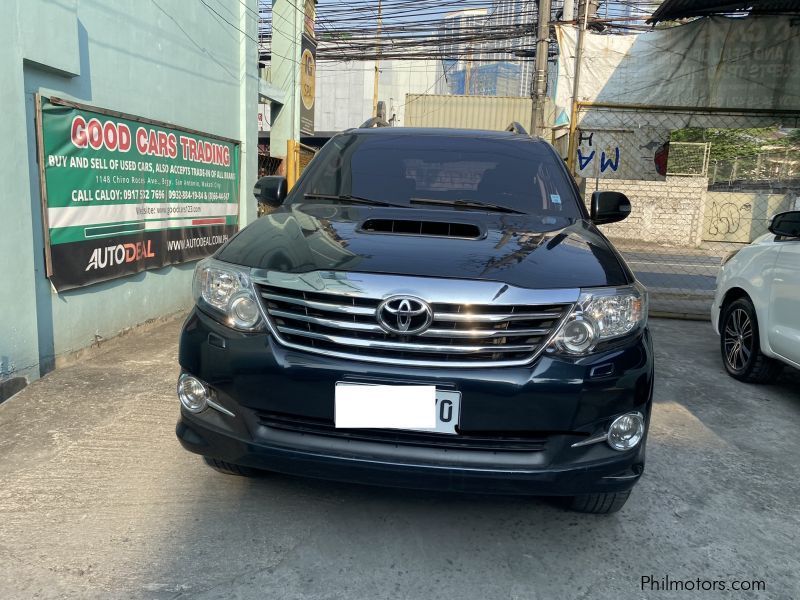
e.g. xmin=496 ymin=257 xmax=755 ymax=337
xmin=1 ymin=316 xmax=799 ymax=599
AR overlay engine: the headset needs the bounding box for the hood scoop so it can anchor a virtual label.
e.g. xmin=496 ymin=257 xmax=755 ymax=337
xmin=360 ymin=218 xmax=482 ymax=240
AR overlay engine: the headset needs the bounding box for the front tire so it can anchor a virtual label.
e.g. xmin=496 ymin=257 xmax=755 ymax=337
xmin=566 ymin=490 xmax=631 ymax=514
xmin=720 ymin=297 xmax=782 ymax=383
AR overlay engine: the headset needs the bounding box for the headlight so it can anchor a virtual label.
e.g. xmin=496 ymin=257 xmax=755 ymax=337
xmin=193 ymin=258 xmax=263 ymax=331
xmin=721 ymin=249 xmax=740 ymax=266
xmin=551 ymin=283 xmax=647 ymax=355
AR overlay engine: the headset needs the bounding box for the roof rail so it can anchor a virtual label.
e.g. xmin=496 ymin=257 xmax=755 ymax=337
xmin=359 ymin=117 xmax=390 ymax=128
xmin=505 ymin=122 xmax=528 ymax=135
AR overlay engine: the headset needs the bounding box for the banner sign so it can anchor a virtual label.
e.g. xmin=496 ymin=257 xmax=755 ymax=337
xmin=37 ymin=97 xmax=240 ymax=291
xmin=300 ymin=33 xmax=317 ymax=135
xmin=556 ymin=17 xmax=800 ymax=114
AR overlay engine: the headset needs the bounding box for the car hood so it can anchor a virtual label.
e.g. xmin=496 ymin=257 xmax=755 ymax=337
xmin=217 ymin=203 xmax=631 ymax=289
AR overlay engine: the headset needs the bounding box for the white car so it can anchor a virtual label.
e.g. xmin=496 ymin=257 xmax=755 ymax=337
xmin=712 ymin=211 xmax=800 ymax=382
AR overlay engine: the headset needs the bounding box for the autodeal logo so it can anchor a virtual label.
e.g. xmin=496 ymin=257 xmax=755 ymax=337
xmin=85 ymin=241 xmax=155 ymax=271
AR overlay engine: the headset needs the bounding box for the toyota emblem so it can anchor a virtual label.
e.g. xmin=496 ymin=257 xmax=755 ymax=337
xmin=376 ymin=296 xmax=433 ymax=336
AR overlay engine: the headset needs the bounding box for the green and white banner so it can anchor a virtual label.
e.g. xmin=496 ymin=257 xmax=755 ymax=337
xmin=38 ymin=97 xmax=240 ymax=291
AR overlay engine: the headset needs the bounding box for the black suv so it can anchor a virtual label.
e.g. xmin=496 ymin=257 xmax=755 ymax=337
xmin=176 ymin=127 xmax=653 ymax=514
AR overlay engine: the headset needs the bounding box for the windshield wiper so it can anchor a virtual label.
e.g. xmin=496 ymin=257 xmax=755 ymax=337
xmin=409 ymin=197 xmax=526 ymax=215
xmin=303 ymin=193 xmax=402 ymax=208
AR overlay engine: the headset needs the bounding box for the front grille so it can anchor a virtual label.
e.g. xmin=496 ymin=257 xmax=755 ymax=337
xmin=258 ymin=412 xmax=550 ymax=452
xmin=256 ymin=282 xmax=571 ymax=367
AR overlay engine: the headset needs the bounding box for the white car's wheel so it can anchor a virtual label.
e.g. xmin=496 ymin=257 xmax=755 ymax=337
xmin=720 ymin=297 xmax=782 ymax=383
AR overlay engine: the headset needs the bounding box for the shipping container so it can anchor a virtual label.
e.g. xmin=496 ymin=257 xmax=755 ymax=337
xmin=405 ymin=94 xmax=554 ymax=132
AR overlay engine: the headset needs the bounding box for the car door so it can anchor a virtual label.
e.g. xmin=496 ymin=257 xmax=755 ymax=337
xmin=769 ymin=237 xmax=800 ymax=366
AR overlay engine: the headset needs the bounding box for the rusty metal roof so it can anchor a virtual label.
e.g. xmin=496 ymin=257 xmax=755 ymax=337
xmin=648 ymin=0 xmax=800 ymax=23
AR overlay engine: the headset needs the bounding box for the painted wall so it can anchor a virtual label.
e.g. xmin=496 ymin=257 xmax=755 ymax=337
xmin=1 ymin=0 xmax=258 ymax=388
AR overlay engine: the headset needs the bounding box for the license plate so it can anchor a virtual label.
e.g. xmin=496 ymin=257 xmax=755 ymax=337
xmin=335 ymin=383 xmax=461 ymax=435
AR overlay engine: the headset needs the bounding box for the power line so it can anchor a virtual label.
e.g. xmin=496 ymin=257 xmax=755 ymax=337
xmin=199 ymin=0 xmax=259 ymax=43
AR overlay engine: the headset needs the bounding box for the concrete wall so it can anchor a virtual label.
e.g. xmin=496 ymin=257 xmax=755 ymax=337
xmin=1 ymin=0 xmax=258 ymax=390
xmin=589 ymin=177 xmax=709 ymax=247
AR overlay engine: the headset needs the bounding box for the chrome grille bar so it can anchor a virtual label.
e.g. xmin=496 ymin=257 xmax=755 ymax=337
xmin=434 ymin=311 xmax=561 ymax=323
xmin=270 ymin=309 xmax=550 ymax=339
xmin=420 ymin=327 xmax=549 ymax=339
xmin=260 ymin=292 xmax=376 ymax=316
xmin=269 ymin=309 xmax=384 ymax=333
xmin=275 ymin=326 xmax=538 ymax=354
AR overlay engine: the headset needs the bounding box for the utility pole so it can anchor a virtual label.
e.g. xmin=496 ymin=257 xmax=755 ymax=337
xmin=531 ymin=0 xmax=551 ymax=138
xmin=372 ymin=0 xmax=382 ymax=118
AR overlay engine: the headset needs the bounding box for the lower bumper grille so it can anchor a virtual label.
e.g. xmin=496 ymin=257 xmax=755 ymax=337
xmin=258 ymin=412 xmax=550 ymax=452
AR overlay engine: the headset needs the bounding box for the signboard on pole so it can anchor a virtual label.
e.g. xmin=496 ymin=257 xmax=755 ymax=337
xmin=36 ymin=96 xmax=240 ymax=291
xmin=300 ymin=33 xmax=316 ymax=135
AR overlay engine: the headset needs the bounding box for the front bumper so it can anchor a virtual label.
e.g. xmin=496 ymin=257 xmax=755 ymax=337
xmin=177 ymin=308 xmax=654 ymax=496
xmin=177 ymin=413 xmax=645 ymax=495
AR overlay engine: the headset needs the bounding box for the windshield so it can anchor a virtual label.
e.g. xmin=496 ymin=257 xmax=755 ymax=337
xmin=291 ymin=133 xmax=582 ymax=221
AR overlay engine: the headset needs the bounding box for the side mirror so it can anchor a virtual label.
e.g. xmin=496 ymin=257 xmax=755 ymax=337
xmin=591 ymin=191 xmax=631 ymax=225
xmin=254 ymin=176 xmax=287 ymax=208
xmin=769 ymin=211 xmax=800 ymax=238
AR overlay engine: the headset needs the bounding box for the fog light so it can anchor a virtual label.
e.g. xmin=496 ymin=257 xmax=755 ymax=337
xmin=177 ymin=374 xmax=209 ymax=413
xmin=607 ymin=412 xmax=645 ymax=451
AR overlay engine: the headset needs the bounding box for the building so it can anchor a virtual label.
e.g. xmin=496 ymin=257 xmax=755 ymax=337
xmin=483 ymin=0 xmax=537 ymax=97
xmin=438 ymin=7 xmax=490 ymax=79
xmin=448 ymin=63 xmax=523 ymax=96
xmin=314 ymin=57 xmax=442 ymax=131
xmin=437 ymin=2 xmax=542 ymax=97
xmin=0 ymin=0 xmax=259 ymax=399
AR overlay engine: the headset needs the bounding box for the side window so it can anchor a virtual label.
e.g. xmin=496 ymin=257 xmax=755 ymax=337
xmin=295 ymin=136 xmax=353 ymax=198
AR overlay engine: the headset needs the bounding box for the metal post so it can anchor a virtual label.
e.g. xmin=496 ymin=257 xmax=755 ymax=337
xmin=566 ymin=1 xmax=590 ymax=172
xmin=465 ymin=47 xmax=472 ymax=95
xmin=531 ymin=0 xmax=552 ymax=137
xmin=287 ymin=139 xmax=298 ymax=189
xmin=372 ymin=0 xmax=382 ymax=118
xmin=270 ymin=0 xmax=304 ymax=172
xmin=783 ymin=149 xmax=790 ymax=180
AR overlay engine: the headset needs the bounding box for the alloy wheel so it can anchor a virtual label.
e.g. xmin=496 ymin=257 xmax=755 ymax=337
xmin=723 ymin=307 xmax=753 ymax=372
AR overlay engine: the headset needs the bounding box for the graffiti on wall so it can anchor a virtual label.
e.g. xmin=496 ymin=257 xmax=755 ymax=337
xmin=708 ymin=201 xmax=749 ymax=236
xmin=576 ymin=128 xmax=670 ymax=181
xmin=577 ymin=131 xmax=620 ymax=173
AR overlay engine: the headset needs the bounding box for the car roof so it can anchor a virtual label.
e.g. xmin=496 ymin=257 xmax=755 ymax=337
xmin=343 ymin=127 xmax=549 ymax=144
